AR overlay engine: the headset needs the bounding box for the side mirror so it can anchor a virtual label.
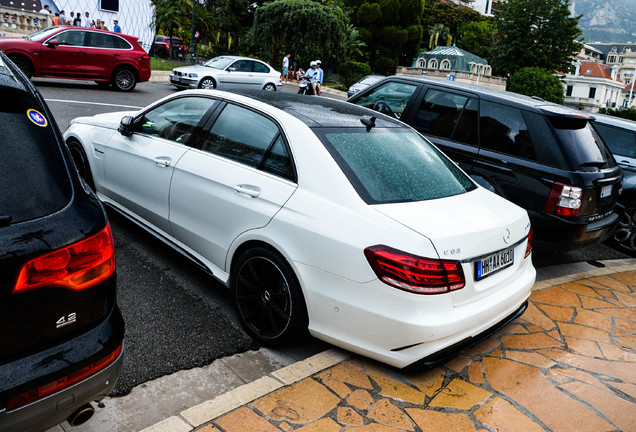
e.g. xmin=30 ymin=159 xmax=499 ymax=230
xmin=118 ymin=116 xmax=134 ymax=137
xmin=46 ymin=39 xmax=59 ymax=47
xmin=228 ymin=67 xmax=235 ymax=72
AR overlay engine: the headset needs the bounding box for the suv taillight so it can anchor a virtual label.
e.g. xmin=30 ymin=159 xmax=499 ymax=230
xmin=364 ymin=245 xmax=465 ymax=294
xmin=13 ymin=224 xmax=115 ymax=294
xmin=543 ymin=182 xmax=583 ymax=217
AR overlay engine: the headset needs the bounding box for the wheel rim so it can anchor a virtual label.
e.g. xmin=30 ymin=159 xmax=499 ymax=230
xmin=115 ymin=69 xmax=135 ymax=90
xmin=13 ymin=59 xmax=31 ymax=77
xmin=613 ymin=208 xmax=636 ymax=252
xmin=69 ymin=145 xmax=89 ymax=181
xmin=200 ymin=79 xmax=215 ymax=89
xmin=235 ymin=256 xmax=292 ymax=340
xmin=264 ymin=84 xmax=275 ymax=91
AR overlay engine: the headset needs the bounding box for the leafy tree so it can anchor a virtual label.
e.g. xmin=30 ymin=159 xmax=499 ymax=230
xmin=345 ymin=23 xmax=366 ymax=62
xmin=421 ymin=1 xmax=486 ymax=42
xmin=492 ymin=0 xmax=582 ymax=76
xmin=344 ymin=0 xmax=424 ymax=74
xmin=507 ymin=67 xmax=564 ymax=104
xmin=456 ymin=20 xmax=495 ymax=60
xmin=428 ymin=24 xmax=451 ymax=49
xmin=208 ymin=0 xmax=254 ymax=54
xmin=250 ymin=0 xmax=349 ymax=67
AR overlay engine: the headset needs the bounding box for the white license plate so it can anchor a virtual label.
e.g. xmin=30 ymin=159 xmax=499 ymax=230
xmin=601 ymin=185 xmax=612 ymax=198
xmin=475 ymin=247 xmax=514 ymax=280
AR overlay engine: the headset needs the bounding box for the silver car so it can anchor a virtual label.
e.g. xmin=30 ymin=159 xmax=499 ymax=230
xmin=170 ymin=55 xmax=282 ymax=91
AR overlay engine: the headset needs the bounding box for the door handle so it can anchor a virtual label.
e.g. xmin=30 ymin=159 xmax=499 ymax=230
xmin=234 ymin=184 xmax=260 ymax=198
xmin=153 ymin=157 xmax=171 ymax=167
xmin=113 ymin=53 xmax=121 ymax=57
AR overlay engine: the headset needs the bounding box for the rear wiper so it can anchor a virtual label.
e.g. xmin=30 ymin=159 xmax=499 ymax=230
xmin=0 ymin=215 xmax=12 ymax=227
xmin=580 ymin=161 xmax=607 ymax=168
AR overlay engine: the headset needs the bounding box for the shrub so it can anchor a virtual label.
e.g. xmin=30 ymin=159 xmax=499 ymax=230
xmin=340 ymin=61 xmax=372 ymax=88
xmin=507 ymin=67 xmax=564 ymax=105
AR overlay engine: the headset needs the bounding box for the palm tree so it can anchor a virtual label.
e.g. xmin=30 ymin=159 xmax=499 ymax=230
xmin=345 ymin=24 xmax=366 ymax=62
xmin=151 ymin=0 xmax=190 ymax=58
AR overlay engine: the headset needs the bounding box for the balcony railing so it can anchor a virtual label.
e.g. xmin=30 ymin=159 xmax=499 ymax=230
xmin=1 ymin=6 xmax=52 ymax=37
xmin=396 ymin=66 xmax=507 ymax=90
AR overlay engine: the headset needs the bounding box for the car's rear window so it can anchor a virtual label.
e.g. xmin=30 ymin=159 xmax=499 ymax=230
xmin=593 ymin=122 xmax=636 ymax=158
xmin=316 ymin=127 xmax=476 ymax=204
xmin=0 ymin=87 xmax=71 ymax=224
xmin=550 ymin=117 xmax=617 ymax=169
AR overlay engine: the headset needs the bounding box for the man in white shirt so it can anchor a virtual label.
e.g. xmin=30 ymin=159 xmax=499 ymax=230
xmin=84 ymin=11 xmax=92 ymax=28
xmin=39 ymin=5 xmax=50 ymax=14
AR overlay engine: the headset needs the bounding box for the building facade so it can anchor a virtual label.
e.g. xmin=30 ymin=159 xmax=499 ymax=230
xmin=0 ymin=0 xmax=154 ymax=50
xmin=561 ymin=61 xmax=624 ymax=112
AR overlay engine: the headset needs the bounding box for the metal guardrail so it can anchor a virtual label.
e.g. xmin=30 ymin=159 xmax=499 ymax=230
xmin=396 ymin=66 xmax=507 ymax=90
xmin=1 ymin=6 xmax=52 ymax=37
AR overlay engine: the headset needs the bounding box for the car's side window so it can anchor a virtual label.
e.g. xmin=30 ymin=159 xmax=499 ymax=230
xmin=413 ymin=89 xmax=478 ymax=146
xmin=594 ymin=123 xmax=636 ymax=158
xmin=201 ymin=104 xmax=294 ymax=180
xmin=88 ymin=32 xmax=131 ymax=49
xmin=231 ymin=60 xmax=252 ymax=72
xmin=354 ymin=82 xmax=418 ymax=119
xmin=479 ymin=101 xmax=535 ymax=160
xmin=253 ymin=61 xmax=269 ymax=74
xmin=134 ymin=97 xmax=217 ymax=144
xmin=55 ymin=30 xmax=85 ymax=46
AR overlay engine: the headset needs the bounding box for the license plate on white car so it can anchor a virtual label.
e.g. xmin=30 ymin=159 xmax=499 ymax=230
xmin=475 ymin=247 xmax=514 ymax=280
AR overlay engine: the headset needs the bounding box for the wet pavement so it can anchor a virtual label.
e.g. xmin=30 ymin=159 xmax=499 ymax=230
xmin=146 ymin=267 xmax=636 ymax=432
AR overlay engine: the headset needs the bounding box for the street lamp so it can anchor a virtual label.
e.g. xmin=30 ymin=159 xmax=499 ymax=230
xmin=189 ymin=0 xmax=204 ymax=61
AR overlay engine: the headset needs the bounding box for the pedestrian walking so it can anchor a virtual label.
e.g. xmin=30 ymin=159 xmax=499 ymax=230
xmin=39 ymin=5 xmax=50 ymax=14
xmin=59 ymin=10 xmax=67 ymax=25
xmin=73 ymin=12 xmax=82 ymax=26
xmin=53 ymin=12 xmax=60 ymax=25
xmin=282 ymin=54 xmax=290 ymax=83
xmin=84 ymin=11 xmax=92 ymax=28
xmin=113 ymin=19 xmax=121 ymax=33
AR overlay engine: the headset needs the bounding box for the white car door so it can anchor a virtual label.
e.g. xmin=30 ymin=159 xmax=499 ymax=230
xmin=169 ymin=103 xmax=297 ymax=269
xmin=103 ymin=96 xmax=219 ymax=233
xmin=221 ymin=60 xmax=261 ymax=90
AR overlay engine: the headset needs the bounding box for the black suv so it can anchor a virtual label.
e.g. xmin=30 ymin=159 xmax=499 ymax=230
xmin=0 ymin=53 xmax=124 ymax=431
xmin=349 ymin=76 xmax=623 ymax=250
xmin=591 ymin=113 xmax=636 ymax=254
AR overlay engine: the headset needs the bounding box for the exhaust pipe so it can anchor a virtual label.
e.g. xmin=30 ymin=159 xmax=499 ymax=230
xmin=67 ymin=403 xmax=95 ymax=427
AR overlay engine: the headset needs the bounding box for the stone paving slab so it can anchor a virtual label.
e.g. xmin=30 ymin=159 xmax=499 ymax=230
xmin=142 ymin=265 xmax=636 ymax=432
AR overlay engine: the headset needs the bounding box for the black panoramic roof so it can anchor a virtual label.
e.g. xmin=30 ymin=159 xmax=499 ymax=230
xmin=236 ymin=90 xmax=404 ymax=129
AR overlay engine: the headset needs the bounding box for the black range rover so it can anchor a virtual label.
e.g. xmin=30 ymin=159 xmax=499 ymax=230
xmin=0 ymin=53 xmax=124 ymax=431
xmin=349 ymin=76 xmax=623 ymax=250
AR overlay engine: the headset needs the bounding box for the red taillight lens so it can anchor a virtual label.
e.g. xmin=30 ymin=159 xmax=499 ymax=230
xmin=364 ymin=245 xmax=465 ymax=294
xmin=6 ymin=344 xmax=122 ymax=411
xmin=524 ymin=227 xmax=533 ymax=259
xmin=141 ymin=54 xmax=150 ymax=61
xmin=13 ymin=224 xmax=115 ymax=294
xmin=543 ymin=182 xmax=583 ymax=217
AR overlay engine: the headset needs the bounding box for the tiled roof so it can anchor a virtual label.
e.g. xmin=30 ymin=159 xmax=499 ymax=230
xmin=579 ymin=61 xmax=623 ymax=83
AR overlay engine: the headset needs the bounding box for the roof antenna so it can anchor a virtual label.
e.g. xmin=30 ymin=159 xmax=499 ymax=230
xmin=360 ymin=116 xmax=376 ymax=132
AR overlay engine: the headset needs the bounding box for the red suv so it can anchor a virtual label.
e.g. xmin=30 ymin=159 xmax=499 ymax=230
xmin=0 ymin=26 xmax=151 ymax=91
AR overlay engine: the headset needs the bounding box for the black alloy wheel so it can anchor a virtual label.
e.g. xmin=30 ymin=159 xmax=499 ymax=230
xmin=67 ymin=140 xmax=96 ymax=191
xmin=612 ymin=205 xmax=636 ymax=255
xmin=232 ymin=247 xmax=307 ymax=345
xmin=112 ymin=67 xmax=137 ymax=92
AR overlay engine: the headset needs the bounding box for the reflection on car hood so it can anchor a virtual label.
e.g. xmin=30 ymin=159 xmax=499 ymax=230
xmin=172 ymin=65 xmax=218 ymax=74
xmin=372 ymin=187 xmax=529 ymax=261
xmin=74 ymin=110 xmax=138 ymax=129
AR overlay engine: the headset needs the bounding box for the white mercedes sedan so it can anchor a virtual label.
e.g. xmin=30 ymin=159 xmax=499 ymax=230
xmin=170 ymin=55 xmax=282 ymax=91
xmin=64 ymin=90 xmax=536 ymax=369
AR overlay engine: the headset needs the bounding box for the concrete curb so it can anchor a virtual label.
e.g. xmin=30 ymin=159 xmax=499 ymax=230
xmin=139 ymin=257 xmax=636 ymax=432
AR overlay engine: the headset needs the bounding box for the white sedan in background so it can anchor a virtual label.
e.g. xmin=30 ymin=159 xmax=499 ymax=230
xmin=64 ymin=90 xmax=535 ymax=369
xmin=170 ymin=55 xmax=282 ymax=91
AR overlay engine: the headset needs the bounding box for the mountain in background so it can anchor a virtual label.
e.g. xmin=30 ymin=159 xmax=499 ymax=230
xmin=572 ymin=0 xmax=636 ymax=43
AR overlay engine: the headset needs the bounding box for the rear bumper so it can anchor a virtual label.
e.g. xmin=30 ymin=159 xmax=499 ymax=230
xmin=531 ymin=210 xmax=618 ymax=250
xmin=0 ymin=307 xmax=125 ymax=432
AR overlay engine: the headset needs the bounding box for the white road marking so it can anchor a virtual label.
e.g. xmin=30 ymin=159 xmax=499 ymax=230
xmin=45 ymin=99 xmax=143 ymax=109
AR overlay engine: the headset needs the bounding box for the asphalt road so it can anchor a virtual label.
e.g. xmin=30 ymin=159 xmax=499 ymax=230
xmin=32 ymin=77 xmax=632 ymax=396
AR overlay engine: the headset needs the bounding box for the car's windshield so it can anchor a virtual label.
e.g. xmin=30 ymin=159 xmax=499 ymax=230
xmin=203 ymin=56 xmax=235 ymax=70
xmin=27 ymin=26 xmax=60 ymax=41
xmin=316 ymin=128 xmax=476 ymax=204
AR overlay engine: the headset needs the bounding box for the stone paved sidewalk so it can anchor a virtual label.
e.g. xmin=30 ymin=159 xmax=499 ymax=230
xmin=147 ymin=270 xmax=636 ymax=432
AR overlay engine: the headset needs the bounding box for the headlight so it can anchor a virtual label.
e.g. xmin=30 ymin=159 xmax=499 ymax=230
xmin=187 ymin=73 xmax=198 ymax=78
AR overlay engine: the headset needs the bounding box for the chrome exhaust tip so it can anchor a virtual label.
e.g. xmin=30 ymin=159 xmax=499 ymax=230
xmin=67 ymin=403 xmax=95 ymax=427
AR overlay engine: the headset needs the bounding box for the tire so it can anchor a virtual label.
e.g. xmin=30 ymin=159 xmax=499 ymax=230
xmin=263 ymin=83 xmax=276 ymax=91
xmin=611 ymin=205 xmax=636 ymax=255
xmin=231 ymin=247 xmax=308 ymax=345
xmin=8 ymin=56 xmax=33 ymax=79
xmin=67 ymin=140 xmax=96 ymax=191
xmin=198 ymin=77 xmax=216 ymax=90
xmin=112 ymin=67 xmax=137 ymax=92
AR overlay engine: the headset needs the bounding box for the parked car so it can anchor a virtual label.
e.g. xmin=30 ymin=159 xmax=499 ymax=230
xmin=64 ymin=89 xmax=535 ymax=369
xmin=0 ymin=53 xmax=124 ymax=432
xmin=170 ymin=55 xmax=281 ymax=91
xmin=152 ymin=35 xmax=187 ymax=59
xmin=592 ymin=113 xmax=636 ymax=254
xmin=347 ymin=74 xmax=385 ymax=98
xmin=348 ymin=76 xmax=623 ymax=251
xmin=0 ymin=25 xmax=151 ymax=91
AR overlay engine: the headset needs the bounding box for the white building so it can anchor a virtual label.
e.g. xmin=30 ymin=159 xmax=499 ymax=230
xmin=0 ymin=0 xmax=154 ymax=50
xmin=561 ymin=61 xmax=625 ymax=112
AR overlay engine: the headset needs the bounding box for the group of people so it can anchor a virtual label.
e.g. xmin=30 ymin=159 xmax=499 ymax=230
xmin=39 ymin=5 xmax=121 ymax=33
xmin=282 ymin=54 xmax=324 ymax=96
